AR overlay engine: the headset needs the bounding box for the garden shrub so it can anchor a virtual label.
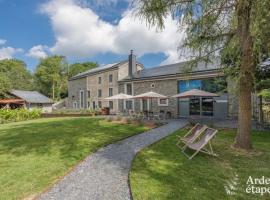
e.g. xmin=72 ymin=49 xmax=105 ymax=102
xmin=0 ymin=108 xmax=41 ymax=124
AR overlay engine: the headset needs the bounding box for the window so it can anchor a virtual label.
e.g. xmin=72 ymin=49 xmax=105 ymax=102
xmin=126 ymin=83 xmax=132 ymax=95
xmin=98 ymin=77 xmax=102 ymax=84
xmin=125 ymin=100 xmax=133 ymax=110
xmin=178 ymin=77 xmax=227 ymax=93
xmin=87 ymin=101 xmax=90 ymax=108
xmin=109 ymin=88 xmax=113 ymax=97
xmin=109 ymin=74 xmax=113 ymax=83
xmin=87 ymin=90 xmax=91 ymax=98
xmin=73 ymin=102 xmax=77 ymax=109
xmin=80 ymin=90 xmax=84 ymax=108
xmin=109 ymin=101 xmax=113 ymax=109
xmin=158 ymin=98 xmax=169 ymax=106
xmin=141 ymin=99 xmax=149 ymax=111
xmin=93 ymin=101 xmax=96 ymax=109
xmin=98 ymin=101 xmax=102 ymax=108
xmin=98 ymin=89 xmax=102 ymax=98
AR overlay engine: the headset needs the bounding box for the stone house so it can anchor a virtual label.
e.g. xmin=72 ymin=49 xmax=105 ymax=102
xmin=68 ymin=54 xmax=143 ymax=114
xmin=68 ymin=51 xmax=237 ymax=118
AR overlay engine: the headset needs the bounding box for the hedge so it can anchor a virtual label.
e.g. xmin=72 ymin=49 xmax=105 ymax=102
xmin=0 ymin=108 xmax=41 ymax=124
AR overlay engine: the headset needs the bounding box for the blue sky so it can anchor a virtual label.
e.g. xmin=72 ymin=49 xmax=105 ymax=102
xmin=0 ymin=0 xmax=184 ymax=71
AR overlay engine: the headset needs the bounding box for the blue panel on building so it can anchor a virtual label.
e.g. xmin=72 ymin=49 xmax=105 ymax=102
xmin=178 ymin=80 xmax=202 ymax=92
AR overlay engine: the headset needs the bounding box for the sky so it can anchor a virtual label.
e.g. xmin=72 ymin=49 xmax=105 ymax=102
xmin=0 ymin=0 xmax=187 ymax=71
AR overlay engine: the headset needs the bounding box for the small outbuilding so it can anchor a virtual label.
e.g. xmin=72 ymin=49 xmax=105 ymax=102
xmin=0 ymin=90 xmax=54 ymax=113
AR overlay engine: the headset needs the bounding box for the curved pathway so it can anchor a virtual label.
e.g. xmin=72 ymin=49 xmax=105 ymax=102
xmin=39 ymin=120 xmax=187 ymax=200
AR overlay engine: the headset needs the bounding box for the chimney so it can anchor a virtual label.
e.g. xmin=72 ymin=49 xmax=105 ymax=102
xmin=128 ymin=50 xmax=136 ymax=78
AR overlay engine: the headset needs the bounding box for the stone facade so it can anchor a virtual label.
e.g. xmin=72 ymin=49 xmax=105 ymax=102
xmin=119 ymin=79 xmax=179 ymax=118
xmin=86 ymin=68 xmax=119 ymax=113
xmin=68 ymin=55 xmax=239 ymax=119
xmin=68 ymin=61 xmax=142 ymax=114
xmin=68 ymin=77 xmax=87 ymax=109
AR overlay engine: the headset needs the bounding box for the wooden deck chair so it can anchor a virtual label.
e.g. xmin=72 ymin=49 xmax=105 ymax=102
xmin=182 ymin=127 xmax=218 ymax=160
xmin=176 ymin=123 xmax=207 ymax=149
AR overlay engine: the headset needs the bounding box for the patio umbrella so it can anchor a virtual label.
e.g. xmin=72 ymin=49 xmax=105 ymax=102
xmin=104 ymin=93 xmax=133 ymax=100
xmin=172 ymin=89 xmax=219 ymax=120
xmin=172 ymin=89 xmax=219 ymax=98
xmin=132 ymin=91 xmax=168 ymax=113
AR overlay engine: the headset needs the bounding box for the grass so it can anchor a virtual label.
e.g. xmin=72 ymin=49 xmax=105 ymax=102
xmin=0 ymin=117 xmax=148 ymax=200
xmin=130 ymin=127 xmax=270 ymax=200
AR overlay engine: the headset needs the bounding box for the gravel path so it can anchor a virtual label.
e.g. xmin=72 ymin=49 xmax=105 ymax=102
xmin=38 ymin=120 xmax=187 ymax=200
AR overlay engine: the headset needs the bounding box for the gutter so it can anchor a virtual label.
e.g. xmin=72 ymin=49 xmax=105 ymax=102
xmin=118 ymin=68 xmax=223 ymax=83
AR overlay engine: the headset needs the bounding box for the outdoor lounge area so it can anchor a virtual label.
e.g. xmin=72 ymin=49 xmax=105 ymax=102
xmin=105 ymin=89 xmax=228 ymax=121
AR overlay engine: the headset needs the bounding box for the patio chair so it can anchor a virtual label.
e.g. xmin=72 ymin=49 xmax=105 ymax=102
xmin=182 ymin=127 xmax=218 ymax=160
xmin=176 ymin=123 xmax=207 ymax=149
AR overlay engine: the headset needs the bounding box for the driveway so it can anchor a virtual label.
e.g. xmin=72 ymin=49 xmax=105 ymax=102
xmin=38 ymin=120 xmax=188 ymax=200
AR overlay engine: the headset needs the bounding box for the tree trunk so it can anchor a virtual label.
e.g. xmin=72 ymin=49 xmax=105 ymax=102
xmin=52 ymin=81 xmax=55 ymax=100
xmin=234 ymin=0 xmax=253 ymax=150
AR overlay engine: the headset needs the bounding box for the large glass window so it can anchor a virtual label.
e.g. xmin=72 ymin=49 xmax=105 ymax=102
xmin=189 ymin=98 xmax=200 ymax=115
xmin=202 ymin=98 xmax=214 ymax=116
xmin=189 ymin=97 xmax=214 ymax=116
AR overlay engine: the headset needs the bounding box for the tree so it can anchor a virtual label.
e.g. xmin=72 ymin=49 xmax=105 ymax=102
xmin=0 ymin=59 xmax=33 ymax=98
xmin=136 ymin=0 xmax=270 ymax=150
xmin=34 ymin=56 xmax=68 ymax=100
xmin=68 ymin=62 xmax=98 ymax=78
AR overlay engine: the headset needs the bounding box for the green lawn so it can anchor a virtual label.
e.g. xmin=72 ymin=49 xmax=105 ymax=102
xmin=130 ymin=128 xmax=270 ymax=200
xmin=0 ymin=117 xmax=148 ymax=200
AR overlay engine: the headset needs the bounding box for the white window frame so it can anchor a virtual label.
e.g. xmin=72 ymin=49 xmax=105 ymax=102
xmin=73 ymin=101 xmax=77 ymax=109
xmin=158 ymin=98 xmax=169 ymax=106
xmin=98 ymin=89 xmax=102 ymax=98
xmin=109 ymin=88 xmax=113 ymax=97
xmin=124 ymin=100 xmax=134 ymax=111
xmin=124 ymin=82 xmax=134 ymax=111
xmin=79 ymin=90 xmax=84 ymax=109
xmin=140 ymin=99 xmax=150 ymax=111
xmin=109 ymin=74 xmax=113 ymax=83
xmin=124 ymin=82 xmax=133 ymax=95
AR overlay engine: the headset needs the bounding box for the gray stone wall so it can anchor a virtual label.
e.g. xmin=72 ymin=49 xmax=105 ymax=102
xmin=119 ymin=79 xmax=179 ymax=118
xmin=86 ymin=68 xmax=119 ymax=113
xmin=68 ymin=78 xmax=87 ymax=109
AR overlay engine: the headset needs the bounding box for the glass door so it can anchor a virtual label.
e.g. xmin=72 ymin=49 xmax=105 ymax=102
xmin=189 ymin=98 xmax=200 ymax=115
xmin=202 ymin=98 xmax=214 ymax=116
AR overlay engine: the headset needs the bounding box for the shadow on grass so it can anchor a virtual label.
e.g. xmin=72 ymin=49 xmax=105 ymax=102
xmin=130 ymin=129 xmax=270 ymax=200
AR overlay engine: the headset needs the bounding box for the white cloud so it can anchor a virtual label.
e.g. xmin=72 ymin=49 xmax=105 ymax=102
xmin=0 ymin=39 xmax=6 ymax=45
xmin=41 ymin=0 xmax=187 ymax=65
xmin=27 ymin=45 xmax=48 ymax=59
xmin=0 ymin=47 xmax=23 ymax=60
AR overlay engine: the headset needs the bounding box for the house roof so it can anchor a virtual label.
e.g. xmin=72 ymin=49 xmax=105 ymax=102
xmin=10 ymin=90 xmax=53 ymax=104
xmin=121 ymin=59 xmax=221 ymax=81
xmin=69 ymin=60 xmax=127 ymax=80
xmin=0 ymin=99 xmax=25 ymax=104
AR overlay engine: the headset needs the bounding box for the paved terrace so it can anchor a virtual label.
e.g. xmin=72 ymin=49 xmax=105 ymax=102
xmin=39 ymin=120 xmax=188 ymax=200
